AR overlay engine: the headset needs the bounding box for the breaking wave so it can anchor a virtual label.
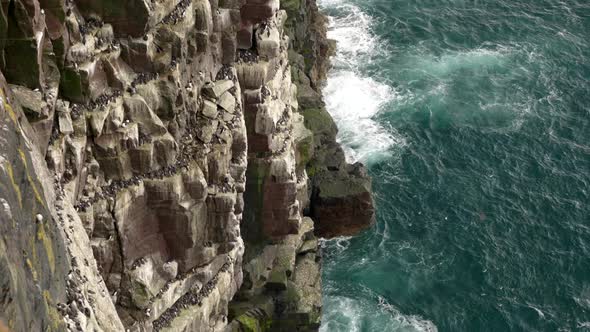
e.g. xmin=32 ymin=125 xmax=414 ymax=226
xmin=319 ymin=0 xmax=402 ymax=163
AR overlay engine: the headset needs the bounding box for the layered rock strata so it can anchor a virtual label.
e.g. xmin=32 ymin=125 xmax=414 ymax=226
xmin=0 ymin=0 xmax=375 ymax=330
xmin=228 ymin=12 xmax=322 ymax=330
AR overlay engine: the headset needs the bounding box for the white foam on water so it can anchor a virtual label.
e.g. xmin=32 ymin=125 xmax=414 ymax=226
xmin=317 ymin=1 xmax=438 ymax=331
xmin=403 ymin=47 xmax=510 ymax=80
xmin=320 ymin=296 xmax=363 ymax=332
xmin=320 ymin=292 xmax=437 ymax=332
xmin=394 ymin=45 xmax=536 ymax=132
xmin=325 ymin=3 xmax=382 ymax=66
xmin=324 ymin=71 xmax=400 ymax=162
xmin=319 ymin=236 xmax=353 ymax=255
xmin=319 ymin=0 xmax=401 ymax=163
xmin=528 ymin=305 xmax=545 ymax=319
xmin=320 ymin=235 xmax=439 ymax=331
xmin=376 ymin=295 xmax=439 ymax=332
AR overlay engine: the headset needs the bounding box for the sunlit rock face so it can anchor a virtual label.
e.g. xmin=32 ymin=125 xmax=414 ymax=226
xmin=0 ymin=0 xmax=374 ymax=329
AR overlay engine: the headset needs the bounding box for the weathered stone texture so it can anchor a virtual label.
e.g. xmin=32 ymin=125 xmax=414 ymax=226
xmin=0 ymin=70 xmax=123 ymax=332
xmin=0 ymin=0 xmax=374 ymax=328
xmin=281 ymin=0 xmax=376 ymax=237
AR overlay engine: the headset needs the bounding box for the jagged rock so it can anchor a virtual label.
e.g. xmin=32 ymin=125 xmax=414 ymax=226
xmin=88 ymin=109 xmax=109 ymax=136
xmin=243 ymin=88 xmax=263 ymax=104
xmin=2 ymin=0 xmax=46 ymax=89
xmin=241 ymin=0 xmax=280 ymax=23
xmin=128 ymin=257 xmax=169 ymax=309
xmin=298 ymin=239 xmax=318 ymax=255
xmin=67 ymin=43 xmax=93 ymax=64
xmin=123 ymin=95 xmax=168 ymax=136
xmin=9 ymin=85 xmax=49 ymax=120
xmin=60 ymin=66 xmax=88 ymax=103
xmin=311 ymin=167 xmax=375 ymax=237
xmin=203 ymin=80 xmax=235 ymax=99
xmin=282 ymin=0 xmax=375 ymax=239
xmin=293 ymin=112 xmax=314 ymax=169
xmin=195 ymin=0 xmax=214 ymax=32
xmin=201 ymin=99 xmax=219 ymax=119
xmin=0 ymin=0 xmax=371 ymax=329
xmin=8 ymin=85 xmax=54 ymax=154
xmin=215 ymin=8 xmax=236 ymax=32
xmin=236 ymin=61 xmax=270 ymax=89
xmin=197 ymin=119 xmax=219 ymax=143
xmin=288 ymin=252 xmax=322 ymax=328
xmin=76 ymin=0 xmax=151 ymax=38
xmin=103 ymin=56 xmax=134 ymax=91
xmin=0 ymin=71 xmax=124 ymax=331
xmin=218 ymin=92 xmax=236 ymax=112
xmin=58 ymin=110 xmax=74 ymax=135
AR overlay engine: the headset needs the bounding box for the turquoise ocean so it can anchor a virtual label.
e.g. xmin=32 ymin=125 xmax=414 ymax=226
xmin=317 ymin=0 xmax=590 ymax=331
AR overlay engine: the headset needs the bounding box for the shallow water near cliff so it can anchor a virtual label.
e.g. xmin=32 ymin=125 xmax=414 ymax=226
xmin=318 ymin=0 xmax=590 ymax=331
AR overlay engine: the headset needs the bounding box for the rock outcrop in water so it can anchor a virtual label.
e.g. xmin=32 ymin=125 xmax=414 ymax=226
xmin=0 ymin=0 xmax=374 ymax=330
xmin=281 ymin=0 xmax=375 ymax=238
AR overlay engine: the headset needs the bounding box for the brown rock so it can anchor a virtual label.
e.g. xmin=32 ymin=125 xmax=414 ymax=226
xmin=310 ymin=166 xmax=375 ymax=238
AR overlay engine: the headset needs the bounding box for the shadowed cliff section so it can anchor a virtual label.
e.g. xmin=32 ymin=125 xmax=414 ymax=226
xmin=0 ymin=70 xmax=123 ymax=332
xmin=0 ymin=72 xmax=69 ymax=332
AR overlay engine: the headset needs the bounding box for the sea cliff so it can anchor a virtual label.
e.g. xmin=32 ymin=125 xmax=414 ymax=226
xmin=0 ymin=0 xmax=374 ymax=330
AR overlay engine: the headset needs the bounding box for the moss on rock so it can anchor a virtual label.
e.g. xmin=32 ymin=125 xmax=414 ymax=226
xmin=300 ymin=107 xmax=337 ymax=143
xmin=59 ymin=67 xmax=85 ymax=102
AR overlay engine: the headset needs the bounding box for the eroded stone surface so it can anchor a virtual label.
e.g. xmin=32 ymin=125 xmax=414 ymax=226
xmin=282 ymin=0 xmax=376 ymax=237
xmin=0 ymin=0 xmax=373 ymax=329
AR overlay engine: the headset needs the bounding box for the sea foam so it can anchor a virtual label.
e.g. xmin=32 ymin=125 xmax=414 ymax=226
xmin=324 ymin=71 xmax=397 ymax=162
xmin=320 ymin=288 xmax=437 ymax=332
xmin=319 ymin=0 xmax=400 ymax=163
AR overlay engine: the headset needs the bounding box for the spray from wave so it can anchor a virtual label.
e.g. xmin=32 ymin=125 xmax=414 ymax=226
xmin=319 ymin=278 xmax=437 ymax=332
xmin=320 ymin=236 xmax=439 ymax=332
xmin=317 ymin=0 xmax=439 ymax=330
xmin=319 ymin=0 xmax=401 ymax=163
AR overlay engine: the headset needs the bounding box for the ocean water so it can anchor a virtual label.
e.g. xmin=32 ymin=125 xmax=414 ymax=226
xmin=317 ymin=0 xmax=590 ymax=331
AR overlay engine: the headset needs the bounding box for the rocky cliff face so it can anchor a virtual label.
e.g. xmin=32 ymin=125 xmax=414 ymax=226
xmin=0 ymin=0 xmax=374 ymax=330
xmin=282 ymin=0 xmax=375 ymax=238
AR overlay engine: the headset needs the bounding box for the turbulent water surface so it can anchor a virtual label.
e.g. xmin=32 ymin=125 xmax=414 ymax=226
xmin=317 ymin=0 xmax=590 ymax=331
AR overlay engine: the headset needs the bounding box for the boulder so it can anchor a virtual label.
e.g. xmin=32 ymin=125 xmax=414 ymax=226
xmin=218 ymin=91 xmax=236 ymax=112
xmin=203 ymin=80 xmax=234 ymax=99
xmin=201 ymin=99 xmax=219 ymax=119
xmin=310 ymin=166 xmax=375 ymax=237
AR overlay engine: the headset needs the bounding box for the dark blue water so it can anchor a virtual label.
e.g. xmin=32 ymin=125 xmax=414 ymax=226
xmin=318 ymin=1 xmax=590 ymax=331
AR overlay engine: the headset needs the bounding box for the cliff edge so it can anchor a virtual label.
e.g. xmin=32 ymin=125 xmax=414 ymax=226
xmin=0 ymin=0 xmax=374 ymax=330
